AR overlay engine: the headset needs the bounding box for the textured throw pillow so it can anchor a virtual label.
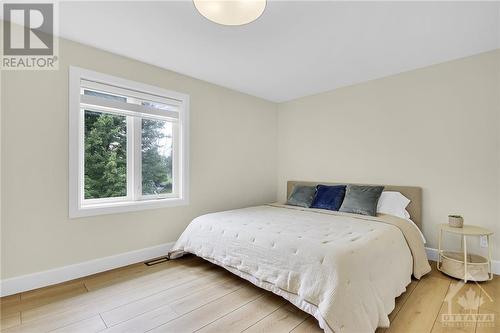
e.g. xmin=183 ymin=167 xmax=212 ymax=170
xmin=286 ymin=185 xmax=317 ymax=208
xmin=310 ymin=185 xmax=346 ymax=211
xmin=339 ymin=185 xmax=384 ymax=216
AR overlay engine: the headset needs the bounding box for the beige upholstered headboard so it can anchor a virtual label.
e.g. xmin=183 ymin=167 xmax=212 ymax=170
xmin=287 ymin=181 xmax=423 ymax=230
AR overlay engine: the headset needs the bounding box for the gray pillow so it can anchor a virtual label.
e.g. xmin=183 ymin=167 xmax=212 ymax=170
xmin=339 ymin=185 xmax=384 ymax=216
xmin=286 ymin=185 xmax=316 ymax=208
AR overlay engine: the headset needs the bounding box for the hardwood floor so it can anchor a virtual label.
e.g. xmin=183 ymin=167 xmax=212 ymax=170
xmin=1 ymin=256 xmax=498 ymax=333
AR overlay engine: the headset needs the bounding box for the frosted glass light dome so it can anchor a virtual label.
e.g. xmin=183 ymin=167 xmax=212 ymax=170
xmin=193 ymin=0 xmax=266 ymax=26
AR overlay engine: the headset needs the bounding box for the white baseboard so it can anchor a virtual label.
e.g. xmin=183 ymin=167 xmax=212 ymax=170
xmin=0 ymin=242 xmax=174 ymax=297
xmin=425 ymin=247 xmax=440 ymax=262
xmin=425 ymin=247 xmax=500 ymax=275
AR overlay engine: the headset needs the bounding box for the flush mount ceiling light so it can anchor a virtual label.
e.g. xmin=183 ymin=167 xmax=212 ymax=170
xmin=193 ymin=0 xmax=266 ymax=26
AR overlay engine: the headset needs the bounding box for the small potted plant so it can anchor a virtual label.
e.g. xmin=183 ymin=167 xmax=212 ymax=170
xmin=448 ymin=215 xmax=464 ymax=228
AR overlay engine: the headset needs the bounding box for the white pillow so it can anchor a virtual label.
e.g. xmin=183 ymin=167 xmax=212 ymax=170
xmin=377 ymin=191 xmax=426 ymax=244
xmin=377 ymin=191 xmax=410 ymax=219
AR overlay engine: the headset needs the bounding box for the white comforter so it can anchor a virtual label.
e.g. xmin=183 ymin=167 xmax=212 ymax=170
xmin=169 ymin=205 xmax=430 ymax=333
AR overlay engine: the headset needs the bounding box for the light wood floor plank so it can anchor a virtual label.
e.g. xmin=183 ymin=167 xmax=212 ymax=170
xmin=389 ymin=279 xmax=419 ymax=321
xmin=84 ymin=256 xmax=207 ymax=292
xmin=102 ymin=276 xmax=245 ymax=333
xmin=474 ymin=309 xmax=498 ymax=333
xmin=3 ymin=262 xmax=217 ymax=332
xmin=82 ymin=263 xmax=152 ymax=291
xmin=431 ymin=282 xmax=481 ymax=333
xmin=476 ymin=275 xmax=499 ymax=312
xmin=100 ymin=272 xmax=234 ymax=326
xmin=101 ymin=304 xmax=178 ymax=333
xmin=243 ymin=303 xmax=309 ymax=333
xmin=168 ymin=278 xmax=246 ymax=315
xmin=376 ymin=279 xmax=419 ymax=333
xmin=385 ymin=276 xmax=451 ymax=333
xmin=147 ymin=286 xmax=263 ymax=332
xmin=475 ymin=279 xmax=500 ymax=333
xmin=18 ymin=266 xmax=173 ymax=322
xmin=0 ymin=295 xmax=21 ymax=331
xmin=0 ymin=313 xmax=20 ymax=331
xmin=83 ymin=256 xmax=199 ymax=291
xmin=21 ymin=261 xmax=216 ymax=324
xmin=290 ymin=316 xmax=323 ymax=333
xmin=196 ymin=292 xmax=287 ymax=333
xmin=427 ymin=262 xmax=454 ymax=281
xmin=0 ymin=295 xmax=20 ymax=307
xmin=20 ymin=280 xmax=86 ymax=301
xmin=50 ymin=315 xmax=107 ymax=333
xmin=1 ymin=283 xmax=87 ymax=318
xmin=0 ymin=294 xmax=21 ymax=330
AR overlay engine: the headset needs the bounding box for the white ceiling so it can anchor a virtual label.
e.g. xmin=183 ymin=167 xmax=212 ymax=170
xmin=57 ymin=1 xmax=500 ymax=102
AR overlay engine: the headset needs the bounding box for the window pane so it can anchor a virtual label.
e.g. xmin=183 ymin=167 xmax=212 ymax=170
xmin=84 ymin=110 xmax=127 ymax=199
xmin=142 ymin=100 xmax=171 ymax=111
xmin=83 ymin=89 xmax=127 ymax=102
xmin=142 ymin=119 xmax=173 ymax=195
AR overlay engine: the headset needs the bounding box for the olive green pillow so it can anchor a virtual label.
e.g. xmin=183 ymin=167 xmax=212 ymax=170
xmin=286 ymin=185 xmax=317 ymax=208
xmin=339 ymin=185 xmax=384 ymax=216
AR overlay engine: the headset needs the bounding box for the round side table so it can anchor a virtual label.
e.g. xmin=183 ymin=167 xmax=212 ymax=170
xmin=437 ymin=224 xmax=493 ymax=282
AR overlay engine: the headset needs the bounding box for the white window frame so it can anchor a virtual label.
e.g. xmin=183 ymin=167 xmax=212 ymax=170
xmin=69 ymin=66 xmax=189 ymax=218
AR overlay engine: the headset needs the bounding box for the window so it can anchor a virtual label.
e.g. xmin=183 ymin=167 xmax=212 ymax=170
xmin=69 ymin=67 xmax=189 ymax=217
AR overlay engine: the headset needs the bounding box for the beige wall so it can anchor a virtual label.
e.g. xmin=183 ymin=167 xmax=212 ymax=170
xmin=277 ymin=50 xmax=500 ymax=259
xmin=1 ymin=38 xmax=278 ymax=279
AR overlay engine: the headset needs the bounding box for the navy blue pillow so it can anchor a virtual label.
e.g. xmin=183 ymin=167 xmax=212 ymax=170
xmin=311 ymin=185 xmax=346 ymax=211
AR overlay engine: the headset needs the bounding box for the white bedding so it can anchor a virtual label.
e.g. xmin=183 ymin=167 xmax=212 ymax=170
xmin=169 ymin=205 xmax=430 ymax=333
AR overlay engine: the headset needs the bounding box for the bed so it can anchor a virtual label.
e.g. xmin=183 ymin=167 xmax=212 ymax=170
xmin=168 ymin=181 xmax=431 ymax=333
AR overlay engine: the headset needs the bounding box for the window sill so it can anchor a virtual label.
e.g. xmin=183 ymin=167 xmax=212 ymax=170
xmin=69 ymin=197 xmax=188 ymax=218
